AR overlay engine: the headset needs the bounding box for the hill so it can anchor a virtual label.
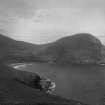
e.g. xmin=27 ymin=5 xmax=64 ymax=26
xmin=0 ymin=33 xmax=104 ymax=64
xmin=0 ymin=34 xmax=40 ymax=63
xmin=0 ymin=62 xmax=88 ymax=105
xmin=36 ymin=33 xmax=105 ymax=64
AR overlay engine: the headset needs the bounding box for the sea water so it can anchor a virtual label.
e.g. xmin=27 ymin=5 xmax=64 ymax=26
xmin=12 ymin=63 xmax=105 ymax=105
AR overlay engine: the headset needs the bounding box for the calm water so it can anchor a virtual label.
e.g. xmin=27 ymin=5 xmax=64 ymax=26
xmin=14 ymin=63 xmax=105 ymax=105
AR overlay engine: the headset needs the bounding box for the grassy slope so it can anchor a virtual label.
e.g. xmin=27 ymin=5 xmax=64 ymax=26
xmin=0 ymin=63 xmax=88 ymax=105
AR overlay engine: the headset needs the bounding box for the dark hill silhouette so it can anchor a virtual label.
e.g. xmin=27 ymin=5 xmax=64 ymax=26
xmin=36 ymin=33 xmax=105 ymax=64
xmin=0 ymin=33 xmax=104 ymax=64
xmin=0 ymin=34 xmax=40 ymax=63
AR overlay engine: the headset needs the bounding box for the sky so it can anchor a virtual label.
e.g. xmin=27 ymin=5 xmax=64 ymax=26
xmin=0 ymin=0 xmax=105 ymax=44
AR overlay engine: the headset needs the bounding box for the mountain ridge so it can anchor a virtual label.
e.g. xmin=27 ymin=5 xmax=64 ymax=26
xmin=35 ymin=33 xmax=105 ymax=64
xmin=0 ymin=33 xmax=104 ymax=64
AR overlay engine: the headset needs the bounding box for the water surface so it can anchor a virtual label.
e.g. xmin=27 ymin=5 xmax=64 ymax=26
xmin=13 ymin=63 xmax=105 ymax=105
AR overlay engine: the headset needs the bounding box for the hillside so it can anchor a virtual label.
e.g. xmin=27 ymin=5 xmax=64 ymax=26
xmin=0 ymin=62 xmax=88 ymax=105
xmin=36 ymin=33 xmax=105 ymax=64
xmin=0 ymin=34 xmax=40 ymax=63
xmin=0 ymin=33 xmax=104 ymax=64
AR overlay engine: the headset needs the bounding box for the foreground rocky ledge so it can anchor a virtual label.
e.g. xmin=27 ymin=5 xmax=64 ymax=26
xmin=0 ymin=62 xmax=88 ymax=105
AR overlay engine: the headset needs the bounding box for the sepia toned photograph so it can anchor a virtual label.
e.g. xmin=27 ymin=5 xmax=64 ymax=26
xmin=0 ymin=0 xmax=105 ymax=105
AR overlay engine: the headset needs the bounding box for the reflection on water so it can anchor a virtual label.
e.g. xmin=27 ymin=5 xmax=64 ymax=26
xmin=12 ymin=63 xmax=105 ymax=105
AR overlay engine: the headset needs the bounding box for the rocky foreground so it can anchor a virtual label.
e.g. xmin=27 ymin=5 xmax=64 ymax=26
xmin=0 ymin=62 xmax=88 ymax=105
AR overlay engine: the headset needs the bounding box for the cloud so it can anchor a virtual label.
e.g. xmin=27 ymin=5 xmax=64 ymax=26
xmin=0 ymin=0 xmax=105 ymax=44
xmin=0 ymin=0 xmax=36 ymax=18
xmin=5 ymin=8 xmax=105 ymax=44
xmin=0 ymin=0 xmax=105 ymax=17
